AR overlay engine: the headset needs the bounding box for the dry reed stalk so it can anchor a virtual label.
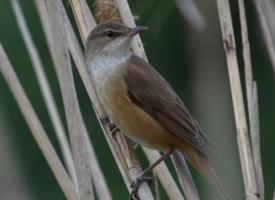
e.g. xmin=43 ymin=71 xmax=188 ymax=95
xmin=69 ymin=0 xmax=96 ymax=42
xmin=237 ymin=0 xmax=264 ymax=199
xmin=44 ymin=1 xmax=94 ymax=199
xmin=68 ymin=1 xmax=154 ymax=199
xmin=253 ymin=0 xmax=275 ymax=74
xmin=34 ymin=1 xmax=112 ymax=199
xmin=0 ymin=44 xmax=78 ymax=200
xmin=216 ymin=0 xmax=259 ymax=199
xmin=172 ymin=150 xmax=199 ymax=199
xmin=10 ymin=0 xmax=78 ymax=189
xmin=153 ymin=174 xmax=160 ymax=200
xmin=83 ymin=134 xmax=113 ymax=200
xmin=14 ymin=1 xmax=112 ymax=199
xmin=142 ymin=148 xmax=185 ymax=200
xmin=61 ymin=4 xmax=114 ymax=200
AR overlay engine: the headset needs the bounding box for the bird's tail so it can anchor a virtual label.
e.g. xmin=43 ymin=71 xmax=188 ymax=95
xmin=179 ymin=145 xmax=230 ymax=200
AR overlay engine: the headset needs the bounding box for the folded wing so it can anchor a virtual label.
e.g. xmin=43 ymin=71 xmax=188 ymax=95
xmin=124 ymin=55 xmax=212 ymax=157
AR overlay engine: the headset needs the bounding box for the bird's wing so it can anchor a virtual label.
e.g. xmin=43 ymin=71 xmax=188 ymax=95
xmin=124 ymin=55 xmax=212 ymax=156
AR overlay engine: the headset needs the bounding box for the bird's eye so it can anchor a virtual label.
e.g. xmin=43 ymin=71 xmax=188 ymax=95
xmin=103 ymin=30 xmax=114 ymax=38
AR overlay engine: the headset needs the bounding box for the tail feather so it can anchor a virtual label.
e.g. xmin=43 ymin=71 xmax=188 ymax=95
xmin=180 ymin=145 xmax=230 ymax=200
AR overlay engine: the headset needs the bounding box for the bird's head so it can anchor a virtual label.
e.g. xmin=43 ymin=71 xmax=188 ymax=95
xmin=85 ymin=21 xmax=147 ymax=59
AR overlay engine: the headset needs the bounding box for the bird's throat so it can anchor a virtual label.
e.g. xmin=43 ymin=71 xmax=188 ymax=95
xmin=87 ymin=52 xmax=132 ymax=105
xmin=88 ymin=51 xmax=131 ymax=75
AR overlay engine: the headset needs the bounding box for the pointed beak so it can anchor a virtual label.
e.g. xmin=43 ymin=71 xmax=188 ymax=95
xmin=127 ymin=26 xmax=148 ymax=36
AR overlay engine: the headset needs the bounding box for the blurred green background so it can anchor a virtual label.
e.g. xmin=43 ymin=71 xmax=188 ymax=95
xmin=0 ymin=0 xmax=274 ymax=199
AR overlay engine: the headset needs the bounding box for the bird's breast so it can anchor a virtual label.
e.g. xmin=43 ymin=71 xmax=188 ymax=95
xmin=89 ymin=60 xmax=180 ymax=150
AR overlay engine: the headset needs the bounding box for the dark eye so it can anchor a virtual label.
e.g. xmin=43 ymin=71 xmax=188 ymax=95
xmin=103 ymin=30 xmax=114 ymax=38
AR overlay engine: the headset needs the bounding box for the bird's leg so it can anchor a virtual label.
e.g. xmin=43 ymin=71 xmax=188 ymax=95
xmin=130 ymin=147 xmax=174 ymax=200
xmin=100 ymin=117 xmax=120 ymax=140
xmin=109 ymin=123 xmax=120 ymax=140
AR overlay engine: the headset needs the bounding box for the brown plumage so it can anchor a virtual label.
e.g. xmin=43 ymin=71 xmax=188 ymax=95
xmin=124 ymin=55 xmax=228 ymax=200
xmin=85 ymin=21 xmax=229 ymax=200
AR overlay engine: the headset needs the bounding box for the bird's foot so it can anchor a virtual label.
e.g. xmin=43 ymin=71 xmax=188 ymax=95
xmin=100 ymin=117 xmax=120 ymax=140
xmin=109 ymin=123 xmax=120 ymax=140
xmin=129 ymin=174 xmax=153 ymax=200
xmin=101 ymin=117 xmax=111 ymax=126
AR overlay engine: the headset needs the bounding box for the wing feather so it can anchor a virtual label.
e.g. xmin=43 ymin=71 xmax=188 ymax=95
xmin=124 ymin=55 xmax=212 ymax=156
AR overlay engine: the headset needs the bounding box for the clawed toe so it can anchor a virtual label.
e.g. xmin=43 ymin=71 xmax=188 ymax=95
xmin=111 ymin=128 xmax=119 ymax=140
xmin=108 ymin=123 xmax=120 ymax=140
xmin=129 ymin=191 xmax=139 ymax=200
xmin=109 ymin=123 xmax=116 ymax=131
xmin=128 ymin=148 xmax=174 ymax=199
xmin=129 ymin=175 xmax=153 ymax=200
xmin=110 ymin=125 xmax=119 ymax=140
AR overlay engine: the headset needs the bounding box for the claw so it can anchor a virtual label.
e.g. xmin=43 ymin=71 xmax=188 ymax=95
xmin=129 ymin=175 xmax=153 ymax=200
xmin=111 ymin=128 xmax=120 ymax=141
xmin=100 ymin=117 xmax=110 ymax=126
xmin=109 ymin=123 xmax=116 ymax=131
xmin=101 ymin=118 xmax=120 ymax=141
xmin=129 ymin=191 xmax=140 ymax=200
xmin=129 ymin=148 xmax=174 ymax=200
xmin=108 ymin=123 xmax=120 ymax=140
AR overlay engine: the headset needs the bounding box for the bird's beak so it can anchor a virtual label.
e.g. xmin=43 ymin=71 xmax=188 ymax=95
xmin=127 ymin=26 xmax=148 ymax=36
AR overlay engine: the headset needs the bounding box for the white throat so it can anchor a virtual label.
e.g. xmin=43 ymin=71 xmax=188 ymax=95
xmin=88 ymin=51 xmax=131 ymax=75
xmin=87 ymin=37 xmax=132 ymax=75
xmin=87 ymin=50 xmax=132 ymax=98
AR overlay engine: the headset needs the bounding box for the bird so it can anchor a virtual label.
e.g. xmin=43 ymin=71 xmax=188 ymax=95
xmin=85 ymin=21 xmax=229 ymax=200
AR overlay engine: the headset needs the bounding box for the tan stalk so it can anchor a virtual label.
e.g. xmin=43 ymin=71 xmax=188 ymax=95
xmin=237 ymin=0 xmax=264 ymax=199
xmin=69 ymin=0 xmax=96 ymax=42
xmin=61 ymin=3 xmax=113 ymax=199
xmin=153 ymin=173 xmax=160 ymax=200
xmin=0 ymin=44 xmax=78 ymax=200
xmin=11 ymin=0 xmax=78 ymax=189
xmin=44 ymin=1 xmax=94 ymax=199
xmin=216 ymin=0 xmax=259 ymax=199
xmin=143 ymin=148 xmax=185 ymax=200
xmin=172 ymin=150 xmax=199 ymax=199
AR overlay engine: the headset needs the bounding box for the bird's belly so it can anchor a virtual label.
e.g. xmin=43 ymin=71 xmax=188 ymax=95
xmin=98 ymin=75 xmax=178 ymax=150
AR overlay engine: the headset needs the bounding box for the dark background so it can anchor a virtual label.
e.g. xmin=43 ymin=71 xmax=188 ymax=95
xmin=0 ymin=0 xmax=274 ymax=199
